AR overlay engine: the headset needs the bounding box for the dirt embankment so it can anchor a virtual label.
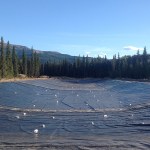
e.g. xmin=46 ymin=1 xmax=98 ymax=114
xmin=1 ymin=76 xmax=150 ymax=83
xmin=0 ymin=76 xmax=49 ymax=83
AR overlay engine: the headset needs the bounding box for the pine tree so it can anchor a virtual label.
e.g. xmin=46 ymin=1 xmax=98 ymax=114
xmin=112 ymin=54 xmax=117 ymax=77
xmin=6 ymin=41 xmax=13 ymax=78
xmin=22 ymin=49 xmax=27 ymax=75
xmin=12 ymin=46 xmax=18 ymax=77
xmin=30 ymin=48 xmax=34 ymax=77
xmin=142 ymin=47 xmax=148 ymax=78
xmin=137 ymin=50 xmax=140 ymax=55
xmin=27 ymin=59 xmax=31 ymax=77
xmin=34 ymin=51 xmax=40 ymax=77
xmin=0 ymin=37 xmax=6 ymax=78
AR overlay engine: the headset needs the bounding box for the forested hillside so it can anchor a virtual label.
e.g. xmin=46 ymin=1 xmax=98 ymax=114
xmin=0 ymin=37 xmax=40 ymax=78
xmin=5 ymin=43 xmax=75 ymax=63
xmin=43 ymin=47 xmax=150 ymax=79
xmin=0 ymin=37 xmax=150 ymax=79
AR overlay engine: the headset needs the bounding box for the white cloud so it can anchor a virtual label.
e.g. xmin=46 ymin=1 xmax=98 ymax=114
xmin=86 ymin=48 xmax=107 ymax=57
xmin=123 ymin=46 xmax=143 ymax=51
xmin=85 ymin=51 xmax=91 ymax=55
xmin=58 ymin=44 xmax=114 ymax=58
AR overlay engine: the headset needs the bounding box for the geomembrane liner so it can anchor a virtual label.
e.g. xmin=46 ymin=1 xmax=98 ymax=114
xmin=0 ymin=78 xmax=150 ymax=149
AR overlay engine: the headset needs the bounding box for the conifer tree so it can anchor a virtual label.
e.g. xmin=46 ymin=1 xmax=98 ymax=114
xmin=30 ymin=48 xmax=34 ymax=77
xmin=22 ymin=49 xmax=27 ymax=75
xmin=6 ymin=41 xmax=13 ymax=78
xmin=12 ymin=46 xmax=18 ymax=77
xmin=34 ymin=51 xmax=40 ymax=77
xmin=142 ymin=47 xmax=148 ymax=78
xmin=112 ymin=54 xmax=117 ymax=77
xmin=0 ymin=37 xmax=6 ymax=78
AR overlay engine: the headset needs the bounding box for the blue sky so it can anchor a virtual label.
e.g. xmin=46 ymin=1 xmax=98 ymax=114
xmin=0 ymin=0 xmax=150 ymax=58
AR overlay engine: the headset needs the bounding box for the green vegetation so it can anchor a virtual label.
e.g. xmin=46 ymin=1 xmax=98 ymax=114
xmin=42 ymin=48 xmax=150 ymax=79
xmin=6 ymin=41 xmax=13 ymax=78
xmin=0 ymin=36 xmax=150 ymax=80
xmin=0 ymin=37 xmax=40 ymax=79
xmin=0 ymin=37 xmax=6 ymax=78
xmin=12 ymin=46 xmax=18 ymax=77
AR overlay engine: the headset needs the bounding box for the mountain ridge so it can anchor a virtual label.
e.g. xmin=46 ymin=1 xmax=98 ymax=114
xmin=1 ymin=43 xmax=76 ymax=63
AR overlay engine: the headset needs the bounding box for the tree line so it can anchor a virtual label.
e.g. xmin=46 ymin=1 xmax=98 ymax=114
xmin=42 ymin=47 xmax=150 ymax=79
xmin=1 ymin=36 xmax=150 ymax=79
xmin=0 ymin=37 xmax=40 ymax=79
